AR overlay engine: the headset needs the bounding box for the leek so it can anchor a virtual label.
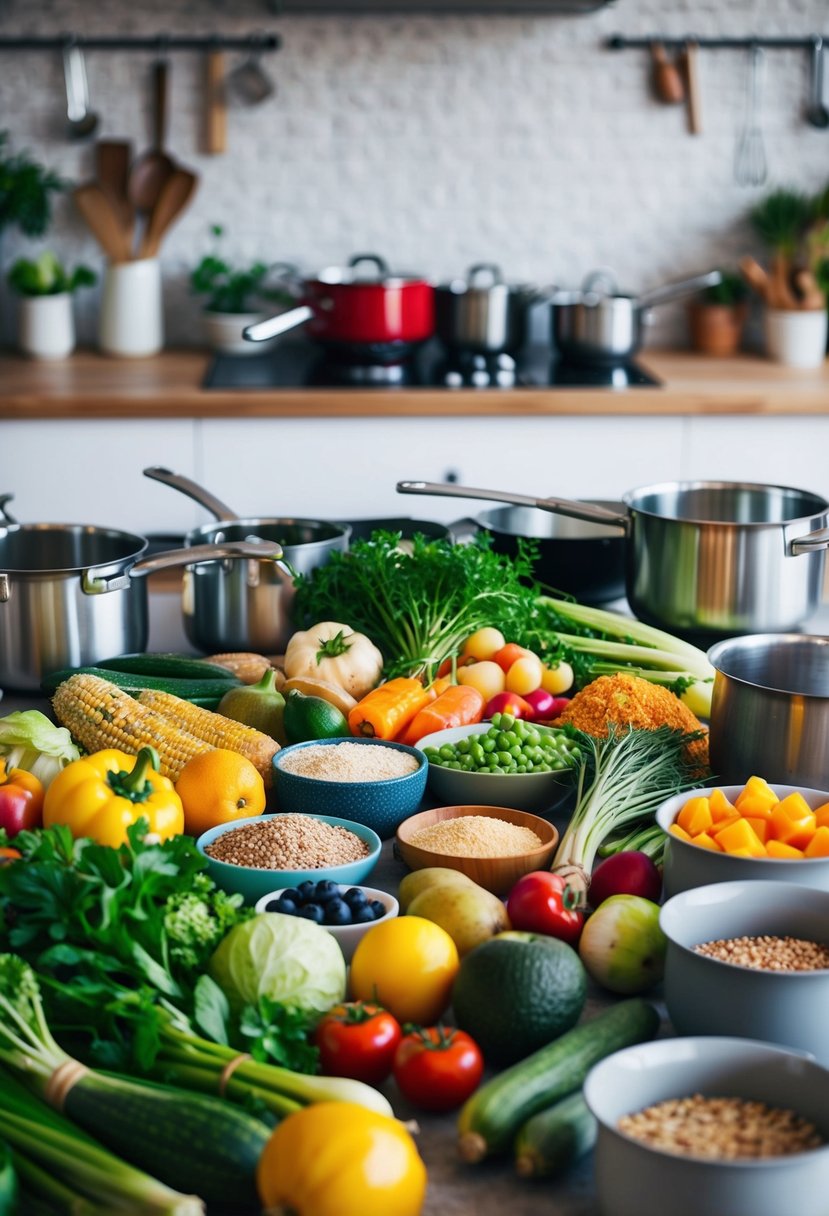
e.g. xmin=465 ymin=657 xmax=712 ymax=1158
xmin=551 ymin=726 xmax=702 ymax=898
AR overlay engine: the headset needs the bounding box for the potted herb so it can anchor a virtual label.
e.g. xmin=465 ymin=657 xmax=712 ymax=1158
xmin=191 ymin=225 xmax=293 ymax=355
xmin=688 ymin=271 xmax=749 ymax=357
xmin=7 ymin=251 xmax=95 ymax=360
xmin=742 ymin=188 xmax=827 ymax=367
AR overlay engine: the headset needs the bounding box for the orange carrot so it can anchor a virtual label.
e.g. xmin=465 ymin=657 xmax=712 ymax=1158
xmin=398 ymin=685 xmax=485 ymax=747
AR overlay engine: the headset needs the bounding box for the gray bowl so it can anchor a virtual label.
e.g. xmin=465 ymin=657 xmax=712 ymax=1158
xmin=584 ymin=1036 xmax=829 ymax=1216
xmin=656 ymin=784 xmax=829 ymax=898
xmin=660 ymin=879 xmax=829 ymax=1064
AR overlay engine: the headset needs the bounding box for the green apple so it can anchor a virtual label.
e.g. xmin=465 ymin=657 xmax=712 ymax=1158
xmin=578 ymin=894 xmax=666 ymax=994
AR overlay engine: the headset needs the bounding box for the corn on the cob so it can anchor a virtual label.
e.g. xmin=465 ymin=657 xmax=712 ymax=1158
xmin=202 ymin=653 xmax=277 ymax=685
xmin=137 ymin=689 xmax=279 ymax=787
xmin=52 ymin=673 xmax=214 ymax=781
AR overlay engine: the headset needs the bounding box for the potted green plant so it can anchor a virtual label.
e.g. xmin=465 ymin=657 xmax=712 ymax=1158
xmin=191 ymin=225 xmax=293 ymax=355
xmin=688 ymin=271 xmax=749 ymax=357
xmin=7 ymin=251 xmax=96 ymax=359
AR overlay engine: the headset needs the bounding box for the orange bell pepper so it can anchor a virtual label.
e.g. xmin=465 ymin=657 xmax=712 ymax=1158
xmin=397 ymin=685 xmax=485 ymax=747
xmin=348 ymin=678 xmax=433 ymax=740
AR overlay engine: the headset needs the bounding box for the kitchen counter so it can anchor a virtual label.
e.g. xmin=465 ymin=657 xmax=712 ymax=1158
xmin=2 ymin=349 xmax=829 ymax=419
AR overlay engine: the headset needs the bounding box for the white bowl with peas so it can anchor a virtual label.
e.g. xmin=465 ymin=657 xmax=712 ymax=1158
xmin=415 ymin=713 xmax=580 ymax=814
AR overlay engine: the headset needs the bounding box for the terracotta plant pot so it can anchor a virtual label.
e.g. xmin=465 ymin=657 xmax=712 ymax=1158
xmin=688 ymin=302 xmax=748 ymax=357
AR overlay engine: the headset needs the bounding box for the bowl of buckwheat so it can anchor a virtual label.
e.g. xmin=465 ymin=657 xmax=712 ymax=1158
xmin=196 ymin=812 xmax=382 ymax=904
xmin=660 ymin=879 xmax=829 ymax=1065
xmin=584 ymin=1035 xmax=829 ymax=1216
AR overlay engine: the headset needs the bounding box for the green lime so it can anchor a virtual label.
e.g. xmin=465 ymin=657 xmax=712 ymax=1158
xmin=283 ymin=689 xmax=350 ymax=744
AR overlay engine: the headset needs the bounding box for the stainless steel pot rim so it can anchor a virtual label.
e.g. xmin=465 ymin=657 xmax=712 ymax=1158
xmin=0 ymin=523 xmax=148 ymax=573
xmin=188 ymin=517 xmax=351 ymax=546
xmin=622 ymin=480 xmax=829 ymax=526
xmin=708 ymin=633 xmax=829 ymax=697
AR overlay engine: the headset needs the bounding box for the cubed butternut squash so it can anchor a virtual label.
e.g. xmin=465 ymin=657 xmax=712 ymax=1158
xmin=766 ymin=840 xmax=805 ymax=860
xmin=804 ymin=826 xmax=829 ymax=858
xmin=676 ymin=796 xmax=713 ymax=837
xmin=691 ymin=831 xmax=723 ymax=852
xmin=814 ymin=802 xmax=829 ymax=830
xmin=669 ymin=823 xmax=692 ymax=842
xmin=743 ymin=816 xmax=769 ymax=844
xmin=769 ymin=800 xmax=816 ymax=850
xmin=715 ymin=817 xmax=767 ymax=857
xmin=709 ymin=788 xmax=737 ymax=822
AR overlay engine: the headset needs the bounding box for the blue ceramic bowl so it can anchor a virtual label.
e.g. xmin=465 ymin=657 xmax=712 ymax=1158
xmin=196 ymin=812 xmax=382 ymax=904
xmin=272 ymin=737 xmax=428 ymax=839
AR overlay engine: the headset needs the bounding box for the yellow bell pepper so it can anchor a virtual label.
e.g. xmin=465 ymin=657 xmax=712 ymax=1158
xmin=43 ymin=746 xmax=184 ymax=847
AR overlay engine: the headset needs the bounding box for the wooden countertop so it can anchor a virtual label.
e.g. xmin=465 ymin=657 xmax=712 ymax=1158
xmin=1 ymin=349 xmax=828 ymax=419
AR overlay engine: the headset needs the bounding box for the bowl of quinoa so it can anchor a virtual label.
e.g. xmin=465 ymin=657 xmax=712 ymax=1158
xmin=196 ymin=812 xmax=382 ymax=903
xmin=660 ymin=879 xmax=829 ymax=1065
xmin=584 ymin=1036 xmax=829 ymax=1216
xmin=272 ymin=737 xmax=428 ymax=839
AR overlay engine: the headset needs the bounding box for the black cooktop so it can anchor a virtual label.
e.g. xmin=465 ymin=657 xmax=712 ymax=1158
xmin=203 ymin=340 xmax=663 ymax=391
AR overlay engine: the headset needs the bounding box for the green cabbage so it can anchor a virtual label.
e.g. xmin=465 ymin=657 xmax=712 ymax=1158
xmin=208 ymin=913 xmax=346 ymax=1019
xmin=0 ymin=711 xmax=79 ymax=788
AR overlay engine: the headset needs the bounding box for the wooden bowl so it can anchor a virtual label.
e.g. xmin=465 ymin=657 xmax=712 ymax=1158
xmin=395 ymin=804 xmax=560 ymax=895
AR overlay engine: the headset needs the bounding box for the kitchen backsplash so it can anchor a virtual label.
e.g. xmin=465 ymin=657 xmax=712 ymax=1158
xmin=1 ymin=0 xmax=827 ymax=349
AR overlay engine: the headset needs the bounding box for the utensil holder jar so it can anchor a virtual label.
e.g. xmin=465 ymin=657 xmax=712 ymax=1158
xmin=99 ymin=257 xmax=163 ymax=357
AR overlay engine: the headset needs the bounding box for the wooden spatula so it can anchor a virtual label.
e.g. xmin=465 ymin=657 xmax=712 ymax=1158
xmin=139 ymin=167 xmax=199 ymax=258
xmin=74 ymin=182 xmax=134 ymax=263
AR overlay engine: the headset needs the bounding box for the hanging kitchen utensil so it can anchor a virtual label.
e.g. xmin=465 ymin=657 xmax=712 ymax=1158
xmin=734 ymin=46 xmax=768 ymax=187
xmin=139 ymin=167 xmax=199 ymax=258
xmin=226 ymin=32 xmax=276 ymax=106
xmin=650 ymin=41 xmax=685 ymax=104
xmin=128 ymin=57 xmax=176 ymax=217
xmin=204 ymin=49 xmax=228 ymax=154
xmin=806 ymin=36 xmax=829 ymax=128
xmin=62 ymin=40 xmax=99 ymax=139
xmin=680 ymin=39 xmax=703 ymax=134
xmin=73 ymin=182 xmax=134 ymax=264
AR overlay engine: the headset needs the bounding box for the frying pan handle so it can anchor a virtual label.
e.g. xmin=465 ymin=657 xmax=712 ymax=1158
xmin=243 ymin=305 xmax=314 ymax=342
xmin=396 ymin=481 xmax=629 ymax=532
xmin=83 ymin=539 xmax=291 ymax=593
xmin=789 ymin=527 xmax=829 ymax=556
xmin=637 ymin=270 xmax=722 ymax=310
xmin=143 ymin=467 xmax=240 ymax=522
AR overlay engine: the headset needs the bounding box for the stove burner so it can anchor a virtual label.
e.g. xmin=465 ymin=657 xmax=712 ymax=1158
xmin=548 ymin=356 xmax=662 ymax=388
xmin=438 ymin=350 xmax=518 ymax=388
xmin=306 ymin=355 xmax=417 ymax=387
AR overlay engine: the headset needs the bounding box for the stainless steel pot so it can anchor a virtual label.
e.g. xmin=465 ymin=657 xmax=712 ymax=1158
xmin=434 ymin=263 xmax=542 ymax=354
xmin=551 ymin=268 xmax=722 ymax=363
xmin=397 ymin=479 xmax=829 ymax=635
xmin=144 ymin=468 xmax=351 ymax=652
xmin=0 ymin=497 xmax=287 ymax=691
xmin=708 ymin=634 xmax=829 ymax=788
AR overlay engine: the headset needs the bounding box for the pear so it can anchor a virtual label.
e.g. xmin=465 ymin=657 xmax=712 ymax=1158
xmin=407 ymin=883 xmax=510 ymax=956
xmin=398 ymin=866 xmax=477 ymax=912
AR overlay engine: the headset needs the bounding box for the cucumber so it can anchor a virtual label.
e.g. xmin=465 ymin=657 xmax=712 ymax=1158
xmin=64 ymin=1072 xmax=269 ymax=1207
xmin=514 ymin=1091 xmax=597 ymax=1179
xmin=93 ymin=653 xmax=238 ymax=682
xmin=41 ymin=666 xmax=240 ymax=707
xmin=457 ymin=998 xmax=660 ymax=1163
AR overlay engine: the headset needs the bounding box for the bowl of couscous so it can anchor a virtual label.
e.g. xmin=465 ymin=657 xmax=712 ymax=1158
xmin=272 ymin=737 xmax=428 ymax=839
xmin=395 ymin=804 xmax=559 ymax=895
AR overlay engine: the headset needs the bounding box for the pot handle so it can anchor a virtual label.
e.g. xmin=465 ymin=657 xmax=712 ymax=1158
xmin=466 ymin=263 xmax=504 ymax=286
xmin=243 ymin=304 xmax=314 ymax=343
xmin=396 ymin=480 xmax=629 ymax=532
xmin=0 ymin=495 xmax=17 ymax=525
xmin=82 ymin=539 xmax=291 ymax=594
xmin=636 ymin=270 xmax=722 ymax=310
xmin=143 ymin=467 xmax=240 ymax=521
xmin=347 ymin=253 xmax=390 ymax=278
xmin=789 ymin=527 xmax=829 ymax=555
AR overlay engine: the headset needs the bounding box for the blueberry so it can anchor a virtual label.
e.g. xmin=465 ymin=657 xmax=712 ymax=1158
xmin=314 ymin=880 xmax=342 ymax=904
xmin=298 ymin=903 xmax=325 ymax=924
xmin=344 ymin=887 xmax=368 ymax=908
xmin=369 ymin=900 xmax=387 ymax=920
xmin=262 ymin=897 xmax=283 ymax=913
xmin=281 ymin=888 xmax=302 ymax=904
xmin=323 ymin=898 xmax=353 ymax=926
xmin=353 ymin=903 xmax=378 ymax=924
xmin=273 ymin=896 xmax=299 ymax=916
xmin=297 ymin=880 xmax=316 ymax=900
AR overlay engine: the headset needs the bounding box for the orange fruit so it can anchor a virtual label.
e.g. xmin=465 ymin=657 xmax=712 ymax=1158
xmin=175 ymin=748 xmax=266 ymax=837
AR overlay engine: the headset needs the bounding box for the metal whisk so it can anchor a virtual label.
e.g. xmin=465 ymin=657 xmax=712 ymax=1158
xmin=734 ymin=45 xmax=768 ymax=187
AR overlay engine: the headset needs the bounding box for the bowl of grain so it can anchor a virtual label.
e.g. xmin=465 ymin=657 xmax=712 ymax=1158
xmin=395 ymin=804 xmax=559 ymax=895
xmin=272 ymin=737 xmax=428 ymax=839
xmin=584 ymin=1036 xmax=829 ymax=1216
xmin=196 ymin=812 xmax=382 ymax=904
xmin=660 ymin=879 xmax=829 ymax=1065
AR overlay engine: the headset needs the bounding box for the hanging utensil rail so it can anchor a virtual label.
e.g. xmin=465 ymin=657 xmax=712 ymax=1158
xmin=0 ymin=33 xmax=280 ymax=52
xmin=608 ymin=35 xmax=829 ymax=52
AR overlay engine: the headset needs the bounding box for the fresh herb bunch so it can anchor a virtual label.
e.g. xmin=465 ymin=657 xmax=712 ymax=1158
xmin=293 ymin=529 xmax=543 ymax=680
xmin=190 ymin=223 xmax=291 ymax=314
xmin=750 ymin=189 xmax=812 ymax=256
xmin=0 ymin=132 xmax=66 ymax=238
xmin=7 ymin=250 xmax=96 ymax=297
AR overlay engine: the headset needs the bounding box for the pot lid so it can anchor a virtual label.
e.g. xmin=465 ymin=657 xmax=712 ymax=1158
xmin=314 ymin=252 xmax=426 ymax=287
xmin=438 ymin=262 xmax=537 ymax=296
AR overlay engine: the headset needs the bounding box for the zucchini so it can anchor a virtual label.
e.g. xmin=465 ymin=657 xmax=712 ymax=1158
xmin=93 ymin=653 xmax=239 ymax=682
xmin=514 ymin=1091 xmax=597 ymax=1179
xmin=41 ymin=666 xmax=240 ymax=708
xmin=457 ymin=998 xmax=659 ymax=1163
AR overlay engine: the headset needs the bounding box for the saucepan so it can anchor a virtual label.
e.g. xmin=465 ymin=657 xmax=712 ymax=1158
xmin=551 ymin=268 xmax=722 ymax=363
xmin=434 ymin=263 xmax=546 ymax=355
xmin=397 ymin=479 xmax=829 ymax=635
xmin=0 ymin=494 xmax=287 ymax=691
xmin=143 ymin=468 xmax=351 ymax=652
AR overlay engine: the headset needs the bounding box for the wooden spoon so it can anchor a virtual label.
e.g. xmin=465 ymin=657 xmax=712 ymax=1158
xmin=128 ymin=59 xmax=176 ymax=216
xmin=139 ymin=167 xmax=199 ymax=258
xmin=650 ymin=42 xmax=685 ymax=104
xmin=739 ymin=256 xmax=772 ymax=304
xmin=73 ymin=182 xmax=133 ymax=263
xmin=94 ymin=139 xmax=134 ymax=241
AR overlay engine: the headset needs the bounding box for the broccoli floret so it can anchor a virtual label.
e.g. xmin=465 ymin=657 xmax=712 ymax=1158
xmin=164 ymin=877 xmax=251 ymax=974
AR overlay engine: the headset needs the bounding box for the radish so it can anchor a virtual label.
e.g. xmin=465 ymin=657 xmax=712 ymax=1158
xmin=588 ymin=851 xmax=661 ymax=910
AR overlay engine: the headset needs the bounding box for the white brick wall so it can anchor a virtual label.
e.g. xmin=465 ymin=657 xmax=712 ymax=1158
xmin=1 ymin=0 xmax=827 ymax=348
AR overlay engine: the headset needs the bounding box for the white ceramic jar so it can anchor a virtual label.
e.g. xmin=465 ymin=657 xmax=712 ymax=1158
xmin=99 ymin=258 xmax=163 ymax=357
xmin=18 ymin=293 xmax=75 ymax=359
xmin=764 ymin=308 xmax=828 ymax=369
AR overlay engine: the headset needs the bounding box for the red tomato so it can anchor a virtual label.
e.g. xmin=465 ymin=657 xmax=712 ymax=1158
xmin=393 ymin=1026 xmax=484 ymax=1112
xmin=0 ymin=787 xmax=41 ymax=837
xmin=314 ymin=1002 xmax=402 ymax=1086
xmin=506 ymin=871 xmax=585 ymax=945
xmin=482 ymin=691 xmax=534 ymax=720
xmin=492 ymin=642 xmax=536 ymax=673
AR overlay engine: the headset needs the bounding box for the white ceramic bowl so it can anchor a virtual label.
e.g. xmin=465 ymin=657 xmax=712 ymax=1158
xmin=660 ymin=879 xmax=829 ymax=1064
xmin=416 ymin=723 xmax=576 ymax=814
xmin=656 ymin=784 xmax=829 ymax=898
xmin=584 ymin=1036 xmax=829 ymax=1216
xmin=254 ymin=884 xmax=398 ymax=962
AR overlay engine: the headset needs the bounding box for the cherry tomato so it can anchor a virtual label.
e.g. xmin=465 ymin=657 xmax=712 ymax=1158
xmin=506 ymin=871 xmax=585 ymax=945
xmin=483 ymin=691 xmax=534 ymax=720
xmin=393 ymin=1025 xmax=484 ymax=1112
xmin=493 ymin=642 xmax=536 ymax=673
xmin=314 ymin=1002 xmax=403 ymax=1086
